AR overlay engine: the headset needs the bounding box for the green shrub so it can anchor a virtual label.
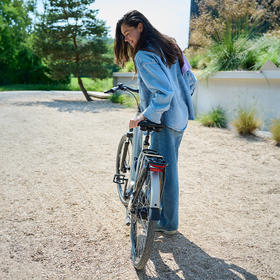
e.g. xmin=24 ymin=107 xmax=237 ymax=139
xmin=232 ymin=108 xmax=262 ymax=135
xmin=109 ymin=93 xmax=135 ymax=107
xmin=109 ymin=92 xmax=122 ymax=104
xmin=188 ymin=53 xmax=203 ymax=69
xmin=203 ymin=35 xmax=280 ymax=74
xmin=0 ymin=83 xmax=68 ymax=91
xmin=270 ymin=119 xmax=280 ymax=146
xmin=120 ymin=60 xmax=135 ymax=72
xmin=193 ymin=15 xmax=280 ymax=76
xmin=0 ymin=77 xmax=113 ymax=92
xmin=69 ymin=77 xmax=113 ymax=92
xmin=250 ymin=35 xmax=280 ymax=69
xmin=240 ymin=48 xmax=258 ymax=70
xmin=185 ymin=49 xmax=209 ymax=73
xmin=199 ymin=20 xmax=252 ymax=77
xmin=199 ymin=107 xmax=227 ymax=128
xmin=212 ymin=38 xmax=247 ymax=71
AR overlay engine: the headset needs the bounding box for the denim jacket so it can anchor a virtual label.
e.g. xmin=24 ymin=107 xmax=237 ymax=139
xmin=134 ymin=50 xmax=195 ymax=132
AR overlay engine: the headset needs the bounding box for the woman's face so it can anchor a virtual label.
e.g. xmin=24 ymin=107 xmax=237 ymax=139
xmin=121 ymin=23 xmax=143 ymax=48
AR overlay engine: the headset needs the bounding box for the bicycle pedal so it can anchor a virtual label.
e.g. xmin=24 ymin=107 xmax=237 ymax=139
xmin=113 ymin=174 xmax=127 ymax=184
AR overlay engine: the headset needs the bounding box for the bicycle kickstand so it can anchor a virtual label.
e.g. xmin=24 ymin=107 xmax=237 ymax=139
xmin=125 ymin=207 xmax=131 ymax=226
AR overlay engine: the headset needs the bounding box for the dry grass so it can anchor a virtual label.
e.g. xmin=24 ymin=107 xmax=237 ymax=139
xmin=232 ymin=107 xmax=262 ymax=135
xmin=270 ymin=119 xmax=280 ymax=146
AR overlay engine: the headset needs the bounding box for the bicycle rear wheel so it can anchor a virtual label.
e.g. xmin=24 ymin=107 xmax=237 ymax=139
xmin=130 ymin=171 xmax=156 ymax=270
xmin=116 ymin=134 xmax=132 ymax=206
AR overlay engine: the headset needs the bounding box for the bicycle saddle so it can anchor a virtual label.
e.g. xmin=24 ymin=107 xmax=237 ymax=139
xmin=138 ymin=120 xmax=165 ymax=132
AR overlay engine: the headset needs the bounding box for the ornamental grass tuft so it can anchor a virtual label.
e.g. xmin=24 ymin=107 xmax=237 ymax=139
xmin=232 ymin=108 xmax=262 ymax=135
xmin=270 ymin=119 xmax=280 ymax=146
xmin=199 ymin=107 xmax=227 ymax=128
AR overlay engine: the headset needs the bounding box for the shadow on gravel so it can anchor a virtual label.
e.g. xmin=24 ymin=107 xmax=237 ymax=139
xmin=137 ymin=232 xmax=258 ymax=280
xmin=12 ymin=99 xmax=124 ymax=113
xmin=237 ymin=134 xmax=264 ymax=143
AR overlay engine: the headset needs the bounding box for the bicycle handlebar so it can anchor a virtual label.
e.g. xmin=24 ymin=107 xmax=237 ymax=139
xmin=104 ymin=83 xmax=139 ymax=94
xmin=105 ymin=84 xmax=164 ymax=131
xmin=105 ymin=83 xmax=140 ymax=112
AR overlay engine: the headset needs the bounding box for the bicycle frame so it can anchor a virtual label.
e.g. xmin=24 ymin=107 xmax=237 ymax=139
xmin=130 ymin=126 xmax=142 ymax=190
xmin=127 ymin=126 xmax=166 ymax=222
xmin=110 ymin=83 xmax=168 ymax=269
xmin=109 ymin=83 xmax=166 ymax=224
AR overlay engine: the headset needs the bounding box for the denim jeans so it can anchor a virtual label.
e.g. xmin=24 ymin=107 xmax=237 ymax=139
xmin=150 ymin=126 xmax=184 ymax=231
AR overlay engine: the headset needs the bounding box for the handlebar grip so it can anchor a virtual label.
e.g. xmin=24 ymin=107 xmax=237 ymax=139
xmin=104 ymin=83 xmax=139 ymax=94
xmin=104 ymin=85 xmax=119 ymax=94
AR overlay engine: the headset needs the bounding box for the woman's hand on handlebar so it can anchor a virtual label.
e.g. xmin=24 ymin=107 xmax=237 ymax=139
xmin=129 ymin=113 xmax=146 ymax=129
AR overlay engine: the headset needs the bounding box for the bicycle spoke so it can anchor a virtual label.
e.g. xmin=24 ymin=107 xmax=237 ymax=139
xmin=131 ymin=171 xmax=156 ymax=269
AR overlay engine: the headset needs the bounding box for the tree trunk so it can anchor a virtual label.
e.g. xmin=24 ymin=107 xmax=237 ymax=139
xmin=77 ymin=75 xmax=93 ymax=102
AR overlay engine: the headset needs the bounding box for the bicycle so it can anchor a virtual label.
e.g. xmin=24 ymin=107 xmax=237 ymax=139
xmin=105 ymin=83 xmax=167 ymax=270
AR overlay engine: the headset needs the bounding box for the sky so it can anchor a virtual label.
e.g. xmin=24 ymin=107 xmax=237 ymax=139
xmin=36 ymin=0 xmax=191 ymax=50
xmin=92 ymin=0 xmax=191 ymax=49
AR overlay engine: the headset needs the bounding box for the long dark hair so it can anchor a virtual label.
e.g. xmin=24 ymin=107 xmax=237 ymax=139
xmin=114 ymin=10 xmax=184 ymax=69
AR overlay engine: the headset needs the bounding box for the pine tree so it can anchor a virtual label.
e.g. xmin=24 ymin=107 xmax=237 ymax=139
xmin=35 ymin=0 xmax=109 ymax=101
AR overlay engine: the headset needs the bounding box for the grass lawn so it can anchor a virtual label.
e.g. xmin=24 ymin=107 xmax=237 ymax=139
xmin=0 ymin=77 xmax=113 ymax=92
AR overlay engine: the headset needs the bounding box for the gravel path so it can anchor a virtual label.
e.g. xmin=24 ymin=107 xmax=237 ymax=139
xmin=0 ymin=91 xmax=279 ymax=280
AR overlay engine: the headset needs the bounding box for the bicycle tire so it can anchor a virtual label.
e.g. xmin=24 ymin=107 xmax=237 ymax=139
xmin=116 ymin=134 xmax=132 ymax=206
xmin=130 ymin=170 xmax=157 ymax=270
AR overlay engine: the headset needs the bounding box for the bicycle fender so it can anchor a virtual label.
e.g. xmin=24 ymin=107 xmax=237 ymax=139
xmin=149 ymin=207 xmax=160 ymax=220
xmin=149 ymin=171 xmax=161 ymax=220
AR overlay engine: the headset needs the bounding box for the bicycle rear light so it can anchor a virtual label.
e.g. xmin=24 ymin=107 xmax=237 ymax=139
xmin=149 ymin=163 xmax=167 ymax=173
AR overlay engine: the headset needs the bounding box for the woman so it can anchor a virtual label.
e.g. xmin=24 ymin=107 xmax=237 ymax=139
xmin=114 ymin=10 xmax=195 ymax=235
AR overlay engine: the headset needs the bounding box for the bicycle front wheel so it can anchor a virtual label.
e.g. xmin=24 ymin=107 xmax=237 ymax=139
xmin=130 ymin=171 xmax=156 ymax=270
xmin=116 ymin=134 xmax=132 ymax=206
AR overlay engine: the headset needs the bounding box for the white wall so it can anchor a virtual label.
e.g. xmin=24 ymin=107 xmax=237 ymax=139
xmin=113 ymin=71 xmax=280 ymax=131
xmin=194 ymin=71 xmax=280 ymax=130
xmin=113 ymin=72 xmax=138 ymax=88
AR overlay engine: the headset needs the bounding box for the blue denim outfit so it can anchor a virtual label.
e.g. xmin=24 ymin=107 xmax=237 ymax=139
xmin=135 ymin=50 xmax=195 ymax=131
xmin=134 ymin=50 xmax=195 ymax=231
xmin=150 ymin=127 xmax=183 ymax=231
